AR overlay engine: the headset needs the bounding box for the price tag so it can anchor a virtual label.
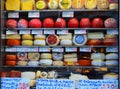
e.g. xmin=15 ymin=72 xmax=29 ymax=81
xmin=80 ymin=47 xmax=91 ymax=52
xmin=78 ymin=80 xmax=118 ymax=89
xmin=74 ymin=30 xmax=86 ymax=34
xmin=26 ymin=47 xmax=38 ymax=52
xmin=1 ymin=78 xmax=30 ymax=89
xmin=36 ymin=79 xmax=75 ymax=89
xmin=28 ymin=12 xmax=40 ymax=18
xmin=52 ymin=47 xmax=64 ymax=52
xmin=6 ymin=30 xmax=18 ymax=34
xmin=8 ymin=12 xmax=19 ymax=18
xmin=16 ymin=48 xmax=27 ymax=52
xmin=65 ymin=47 xmax=77 ymax=52
xmin=32 ymin=30 xmax=43 ymax=34
xmin=44 ymin=30 xmax=55 ymax=34
xmin=62 ymin=11 xmax=74 ymax=17
xmin=19 ymin=30 xmax=30 ymax=34
xmin=5 ymin=48 xmax=16 ymax=52
xmin=107 ymin=29 xmax=118 ymax=34
xmin=106 ymin=47 xmax=118 ymax=52
xmin=39 ymin=47 xmax=50 ymax=52
xmin=57 ymin=30 xmax=68 ymax=34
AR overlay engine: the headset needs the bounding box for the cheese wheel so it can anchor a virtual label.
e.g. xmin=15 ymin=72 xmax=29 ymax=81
xmin=7 ymin=39 xmax=20 ymax=46
xmin=105 ymin=34 xmax=117 ymax=38
xmin=28 ymin=61 xmax=39 ymax=66
xmin=21 ymin=72 xmax=35 ymax=79
xmin=36 ymin=0 xmax=46 ymax=10
xmin=73 ymin=35 xmax=87 ymax=46
xmin=6 ymin=34 xmax=21 ymax=39
xmin=105 ymin=60 xmax=118 ymax=66
xmin=41 ymin=53 xmax=52 ymax=59
xmin=103 ymin=73 xmax=118 ymax=80
xmin=46 ymin=34 xmax=60 ymax=46
xmin=64 ymin=58 xmax=78 ymax=62
xmin=9 ymin=71 xmax=21 ymax=77
xmin=52 ymin=53 xmax=63 ymax=61
xmin=59 ymin=33 xmax=72 ymax=40
xmin=28 ymin=53 xmax=40 ymax=61
xmin=105 ymin=53 xmax=118 ymax=60
xmin=64 ymin=61 xmax=78 ymax=66
xmin=91 ymin=53 xmax=105 ymax=60
xmin=109 ymin=3 xmax=118 ymax=10
xmin=17 ymin=52 xmax=28 ymax=61
xmin=48 ymin=0 xmax=58 ymax=9
xmin=22 ymin=40 xmax=33 ymax=46
xmin=72 ymin=0 xmax=85 ymax=9
xmin=39 ymin=72 xmax=48 ymax=78
xmin=36 ymin=70 xmax=41 ymax=78
xmin=6 ymin=55 xmax=17 ymax=61
xmin=97 ymin=0 xmax=109 ymax=10
xmin=88 ymin=32 xmax=104 ymax=39
xmin=30 ymin=80 xmax=36 ymax=87
xmin=64 ymin=53 xmax=77 ymax=58
xmin=59 ymin=0 xmax=72 ymax=10
xmin=39 ymin=59 xmax=53 ymax=66
xmin=34 ymin=35 xmax=46 ymax=40
xmin=91 ymin=60 xmax=105 ymax=66
xmin=78 ymin=59 xmax=91 ymax=66
xmin=53 ymin=61 xmax=64 ymax=66
xmin=34 ymin=40 xmax=46 ymax=46
xmin=6 ymin=61 xmax=16 ymax=66
xmin=85 ymin=0 xmax=97 ymax=9
xmin=17 ymin=61 xmax=27 ymax=66
xmin=60 ymin=39 xmax=72 ymax=46
xmin=22 ymin=34 xmax=33 ymax=40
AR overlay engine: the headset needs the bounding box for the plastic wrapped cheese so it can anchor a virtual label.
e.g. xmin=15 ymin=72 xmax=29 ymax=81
xmin=6 ymin=34 xmax=21 ymax=39
xmin=28 ymin=53 xmax=40 ymax=61
xmin=34 ymin=35 xmax=46 ymax=40
xmin=21 ymin=71 xmax=35 ymax=79
xmin=21 ymin=0 xmax=34 ymax=10
xmin=60 ymin=39 xmax=72 ymax=46
xmin=34 ymin=40 xmax=46 ymax=46
xmin=91 ymin=60 xmax=105 ymax=66
xmin=91 ymin=53 xmax=105 ymax=60
xmin=53 ymin=61 xmax=64 ymax=66
xmin=103 ymin=73 xmax=118 ymax=80
xmin=59 ymin=33 xmax=72 ymax=40
xmin=64 ymin=53 xmax=77 ymax=58
xmin=28 ymin=61 xmax=39 ymax=66
xmin=41 ymin=53 xmax=52 ymax=59
xmin=105 ymin=53 xmax=118 ymax=60
xmin=17 ymin=61 xmax=28 ymax=66
xmin=52 ymin=53 xmax=63 ymax=61
xmin=64 ymin=58 xmax=78 ymax=62
xmin=39 ymin=59 xmax=53 ymax=66
xmin=87 ymin=32 xmax=104 ymax=39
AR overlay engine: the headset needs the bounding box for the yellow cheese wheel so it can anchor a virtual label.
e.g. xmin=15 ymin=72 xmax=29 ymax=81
xmin=6 ymin=34 xmax=21 ymax=39
xmin=36 ymin=0 xmax=47 ymax=10
xmin=21 ymin=0 xmax=34 ymax=10
xmin=72 ymin=0 xmax=85 ymax=9
xmin=41 ymin=53 xmax=52 ymax=59
xmin=28 ymin=53 xmax=40 ymax=61
xmin=59 ymin=0 xmax=72 ymax=10
xmin=22 ymin=34 xmax=33 ymax=40
xmin=85 ymin=0 xmax=97 ymax=9
xmin=22 ymin=40 xmax=33 ymax=46
xmin=97 ymin=0 xmax=109 ymax=10
xmin=17 ymin=61 xmax=27 ymax=66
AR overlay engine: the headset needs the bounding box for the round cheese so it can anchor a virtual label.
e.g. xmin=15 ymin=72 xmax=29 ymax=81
xmin=28 ymin=61 xmax=39 ymax=66
xmin=64 ymin=58 xmax=78 ymax=62
xmin=59 ymin=0 xmax=72 ymax=10
xmin=22 ymin=40 xmax=33 ymax=46
xmin=60 ymin=39 xmax=72 ymax=46
xmin=34 ymin=35 xmax=46 ymax=40
xmin=103 ymin=73 xmax=118 ymax=80
xmin=105 ymin=53 xmax=118 ymax=60
xmin=34 ymin=40 xmax=46 ymax=46
xmin=28 ymin=53 xmax=40 ymax=61
xmin=36 ymin=0 xmax=46 ymax=10
xmin=97 ymin=0 xmax=109 ymax=10
xmin=22 ymin=34 xmax=33 ymax=40
xmin=91 ymin=60 xmax=105 ymax=66
xmin=39 ymin=71 xmax=48 ymax=78
xmin=21 ymin=72 xmax=35 ymax=79
xmin=64 ymin=53 xmax=77 ymax=58
xmin=88 ymin=32 xmax=104 ymax=39
xmin=41 ymin=53 xmax=52 ymax=59
xmin=91 ymin=53 xmax=105 ymax=60
xmin=17 ymin=61 xmax=27 ymax=66
xmin=30 ymin=80 xmax=36 ymax=87
xmin=105 ymin=60 xmax=118 ymax=66
xmin=73 ymin=35 xmax=87 ymax=46
xmin=48 ymin=0 xmax=58 ymax=9
xmin=59 ymin=33 xmax=72 ymax=40
xmin=6 ymin=34 xmax=21 ymax=39
xmin=53 ymin=61 xmax=64 ymax=66
xmin=72 ymin=0 xmax=85 ymax=9
xmin=52 ymin=53 xmax=63 ymax=61
xmin=109 ymin=3 xmax=118 ymax=10
xmin=17 ymin=52 xmax=28 ymax=61
xmin=39 ymin=59 xmax=53 ymax=66
xmin=85 ymin=0 xmax=97 ymax=9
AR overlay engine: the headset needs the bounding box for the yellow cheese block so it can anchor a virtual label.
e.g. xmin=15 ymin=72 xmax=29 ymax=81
xmin=6 ymin=0 xmax=20 ymax=10
xmin=21 ymin=0 xmax=34 ymax=10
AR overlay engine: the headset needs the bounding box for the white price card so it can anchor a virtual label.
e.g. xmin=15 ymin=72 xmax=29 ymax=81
xmin=62 ymin=11 xmax=74 ymax=17
xmin=32 ymin=30 xmax=43 ymax=34
xmin=44 ymin=30 xmax=55 ymax=34
xmin=36 ymin=79 xmax=75 ymax=89
xmin=5 ymin=48 xmax=16 ymax=52
xmin=19 ymin=30 xmax=31 ymax=34
xmin=16 ymin=48 xmax=26 ymax=52
xmin=74 ymin=30 xmax=86 ymax=34
xmin=1 ymin=78 xmax=30 ymax=89
xmin=52 ymin=47 xmax=64 ymax=52
xmin=106 ymin=47 xmax=118 ymax=52
xmin=57 ymin=30 xmax=68 ymax=34
xmin=8 ymin=12 xmax=19 ymax=18
xmin=39 ymin=47 xmax=50 ymax=52
xmin=65 ymin=47 xmax=77 ymax=52
xmin=28 ymin=12 xmax=40 ymax=18
xmin=26 ymin=47 xmax=38 ymax=52
xmin=107 ymin=29 xmax=118 ymax=34
xmin=78 ymin=80 xmax=118 ymax=89
xmin=6 ymin=30 xmax=18 ymax=34
xmin=80 ymin=47 xmax=91 ymax=52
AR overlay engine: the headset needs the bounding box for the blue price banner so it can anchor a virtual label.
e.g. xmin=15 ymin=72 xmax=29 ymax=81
xmin=1 ymin=78 xmax=30 ymax=89
xmin=36 ymin=79 xmax=75 ymax=89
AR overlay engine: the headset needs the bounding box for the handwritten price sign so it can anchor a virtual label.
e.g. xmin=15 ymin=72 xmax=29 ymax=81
xmin=1 ymin=78 xmax=30 ymax=89
xmin=78 ymin=80 xmax=118 ymax=89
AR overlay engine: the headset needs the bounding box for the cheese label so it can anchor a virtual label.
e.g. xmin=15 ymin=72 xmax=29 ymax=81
xmin=16 ymin=48 xmax=26 ymax=52
xmin=57 ymin=30 xmax=68 ymax=34
xmin=16 ymin=48 xmax=38 ymax=52
xmin=39 ymin=47 xmax=50 ymax=52
xmin=19 ymin=30 xmax=31 ymax=34
xmin=6 ymin=30 xmax=18 ymax=34
xmin=32 ymin=30 xmax=43 ymax=34
xmin=1 ymin=78 xmax=30 ymax=89
xmin=44 ymin=30 xmax=55 ymax=34
xmin=52 ymin=47 xmax=64 ymax=52
xmin=62 ymin=12 xmax=74 ymax=17
xmin=36 ymin=79 xmax=75 ymax=89
xmin=5 ymin=48 xmax=16 ymax=52
xmin=78 ymin=80 xmax=118 ymax=89
xmin=8 ymin=12 xmax=19 ymax=18
xmin=80 ymin=47 xmax=91 ymax=52
xmin=74 ymin=30 xmax=86 ymax=34
xmin=65 ymin=47 xmax=77 ymax=52
xmin=28 ymin=12 xmax=40 ymax=18
xmin=107 ymin=29 xmax=118 ymax=34
xmin=106 ymin=47 xmax=118 ymax=52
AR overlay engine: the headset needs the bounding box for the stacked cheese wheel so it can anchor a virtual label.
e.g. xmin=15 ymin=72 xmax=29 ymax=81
xmin=6 ymin=54 xmax=17 ymax=66
xmin=22 ymin=34 xmax=33 ymax=46
xmin=34 ymin=35 xmax=46 ymax=46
